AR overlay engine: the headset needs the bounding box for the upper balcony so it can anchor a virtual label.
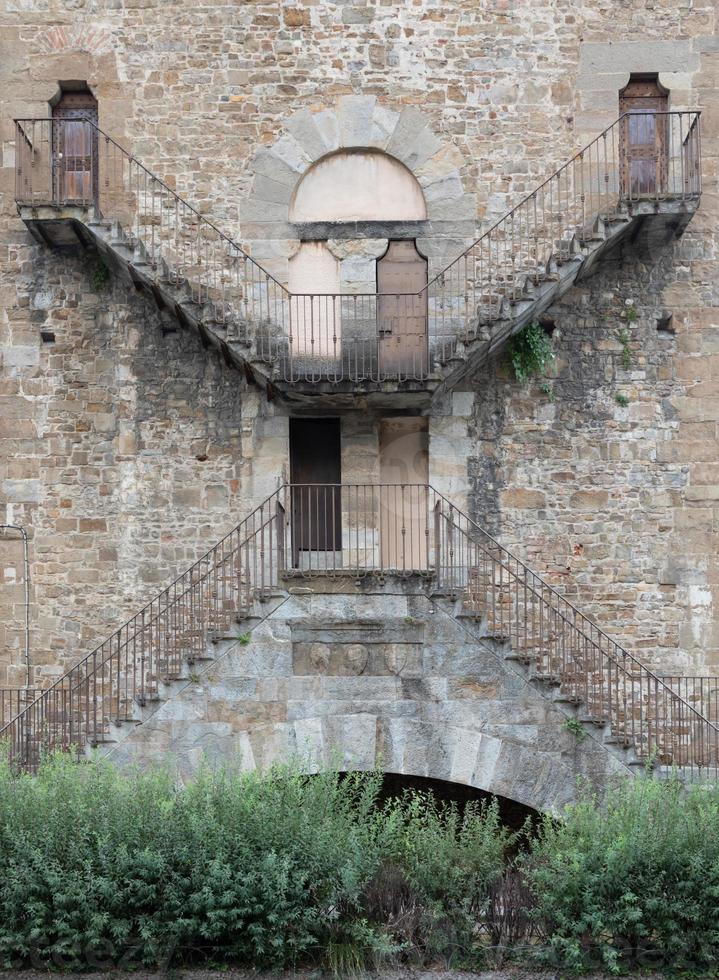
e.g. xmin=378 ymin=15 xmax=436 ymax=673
xmin=14 ymin=111 xmax=701 ymax=409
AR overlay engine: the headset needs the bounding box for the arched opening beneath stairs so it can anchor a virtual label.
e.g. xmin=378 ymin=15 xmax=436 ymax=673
xmin=375 ymin=772 xmax=540 ymax=831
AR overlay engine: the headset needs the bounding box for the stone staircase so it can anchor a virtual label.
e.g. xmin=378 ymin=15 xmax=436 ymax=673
xmin=435 ymin=202 xmax=691 ymax=394
xmin=444 ymin=596 xmax=657 ymax=774
xmin=99 ymin=583 xmax=633 ymax=812
xmin=14 ymin=111 xmax=701 ymax=405
xmin=2 ymin=484 xmax=717 ymax=788
xmin=88 ymin=591 xmax=288 ymax=757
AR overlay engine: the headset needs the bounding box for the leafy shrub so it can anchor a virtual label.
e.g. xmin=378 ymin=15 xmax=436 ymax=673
xmin=523 ymin=776 xmax=719 ymax=972
xmin=0 ymin=756 xmax=516 ymax=972
xmin=0 ymin=756 xmax=382 ymax=970
xmin=363 ymin=793 xmax=518 ymax=964
xmin=3 ymin=754 xmax=718 ymax=974
xmin=506 ymin=321 xmax=555 ymax=383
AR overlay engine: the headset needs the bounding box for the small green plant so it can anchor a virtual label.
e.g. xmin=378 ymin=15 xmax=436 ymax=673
xmin=238 ymin=632 xmax=251 ymax=645
xmin=90 ymin=257 xmax=110 ymax=292
xmin=403 ymin=615 xmax=418 ymax=626
xmin=625 ymin=304 xmax=638 ymax=323
xmin=539 ymin=380 xmax=555 ymax=402
xmin=506 ymin=321 xmax=555 ymax=383
xmin=617 ymin=327 xmax=632 ymax=370
xmin=614 ymin=392 xmax=629 ymax=407
xmin=563 ymin=716 xmax=588 ymax=742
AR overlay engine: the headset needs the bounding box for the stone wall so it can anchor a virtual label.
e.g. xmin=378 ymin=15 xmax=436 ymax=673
xmin=0 ymin=245 xmax=279 ymax=686
xmin=468 ymin=239 xmax=702 ymax=674
xmin=1 ymin=0 xmax=719 ymax=689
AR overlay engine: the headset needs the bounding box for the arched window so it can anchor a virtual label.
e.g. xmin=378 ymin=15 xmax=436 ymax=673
xmin=289 ymin=150 xmax=427 ymax=223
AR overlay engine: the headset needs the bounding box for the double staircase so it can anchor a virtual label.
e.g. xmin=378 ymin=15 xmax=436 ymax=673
xmin=5 ymin=110 xmax=712 ymax=780
xmin=1 ymin=484 xmax=718 ymax=781
xmin=14 ymin=110 xmax=701 ymax=406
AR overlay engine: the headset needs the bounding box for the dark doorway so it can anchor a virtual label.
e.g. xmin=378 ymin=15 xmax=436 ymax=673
xmin=51 ymin=87 xmax=98 ymax=205
xmin=289 ymin=418 xmax=342 ymax=562
xmin=377 ymin=240 xmax=428 ymax=378
xmin=619 ymin=75 xmax=669 ymax=198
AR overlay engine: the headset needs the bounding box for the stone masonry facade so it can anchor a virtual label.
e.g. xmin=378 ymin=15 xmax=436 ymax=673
xmin=1 ymin=0 xmax=719 ymax=697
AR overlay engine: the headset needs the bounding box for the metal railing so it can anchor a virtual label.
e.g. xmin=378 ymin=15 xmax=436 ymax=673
xmin=432 ymin=495 xmax=719 ymax=778
xmin=0 ymin=689 xmax=39 ymax=729
xmin=14 ymin=111 xmax=701 ymax=384
xmin=0 ymin=490 xmax=284 ymax=772
xmin=2 ymin=484 xmax=717 ymax=779
xmin=424 ymin=110 xmax=701 ymax=340
xmin=660 ymin=676 xmax=719 ymax=727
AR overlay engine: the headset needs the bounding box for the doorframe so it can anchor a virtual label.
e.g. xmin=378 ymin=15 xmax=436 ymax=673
xmin=618 ymin=75 xmax=670 ymax=199
xmin=288 ymin=417 xmax=342 ymax=566
xmin=376 ymin=238 xmax=430 ymax=378
xmin=50 ymin=85 xmax=99 ymax=207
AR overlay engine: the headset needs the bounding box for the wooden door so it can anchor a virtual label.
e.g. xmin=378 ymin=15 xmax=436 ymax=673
xmin=289 ymin=418 xmax=342 ymax=561
xmin=52 ymin=91 xmax=98 ymax=205
xmin=377 ymin=241 xmax=428 ymax=377
xmin=619 ymin=78 xmax=668 ymax=198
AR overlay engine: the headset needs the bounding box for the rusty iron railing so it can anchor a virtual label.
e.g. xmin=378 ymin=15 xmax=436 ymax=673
xmin=0 ymin=490 xmax=284 ymax=772
xmin=660 ymin=675 xmax=719 ymax=727
xmin=1 ymin=484 xmax=717 ymax=778
xmin=14 ymin=112 xmax=701 ymax=383
xmin=432 ymin=496 xmax=719 ymax=778
xmin=0 ymin=689 xmax=40 ymax=729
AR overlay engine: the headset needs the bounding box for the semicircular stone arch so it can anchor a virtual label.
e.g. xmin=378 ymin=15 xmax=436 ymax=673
xmin=289 ymin=149 xmax=428 ymax=223
xmin=242 ymin=96 xmax=477 ymax=282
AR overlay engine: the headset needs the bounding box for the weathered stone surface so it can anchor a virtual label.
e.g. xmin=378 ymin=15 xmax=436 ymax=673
xmin=108 ymin=590 xmax=628 ymax=813
xmin=1 ymin=0 xmax=718 ymax=724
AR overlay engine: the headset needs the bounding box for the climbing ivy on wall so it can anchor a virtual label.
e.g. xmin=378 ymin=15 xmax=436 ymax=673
xmin=506 ymin=321 xmax=555 ymax=383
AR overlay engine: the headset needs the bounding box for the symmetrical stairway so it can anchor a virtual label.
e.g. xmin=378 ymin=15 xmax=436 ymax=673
xmin=1 ymin=484 xmax=717 ymax=782
xmin=14 ymin=111 xmax=701 ymax=405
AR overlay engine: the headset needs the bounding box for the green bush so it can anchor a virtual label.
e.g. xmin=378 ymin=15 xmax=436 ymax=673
xmin=0 ymin=756 xmax=512 ymax=972
xmin=3 ymin=754 xmax=718 ymax=974
xmin=364 ymin=793 xmax=517 ymax=963
xmin=523 ymin=776 xmax=719 ymax=972
xmin=0 ymin=756 xmax=382 ymax=970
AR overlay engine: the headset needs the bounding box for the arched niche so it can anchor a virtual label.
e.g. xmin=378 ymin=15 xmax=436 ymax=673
xmin=289 ymin=149 xmax=428 ymax=223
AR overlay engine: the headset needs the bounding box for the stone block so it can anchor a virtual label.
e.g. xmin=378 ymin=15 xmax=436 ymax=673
xmin=337 ymin=95 xmax=376 ymax=148
xmin=284 ymin=108 xmax=331 ymax=162
xmin=500 ymin=488 xmax=547 ymax=509
xmin=578 ymin=40 xmax=697 ymax=76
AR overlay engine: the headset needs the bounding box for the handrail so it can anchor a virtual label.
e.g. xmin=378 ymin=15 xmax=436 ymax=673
xmin=429 ymin=487 xmax=719 ymax=735
xmin=0 ymin=688 xmax=40 ymax=728
xmin=14 ymin=111 xmax=701 ymax=384
xmin=2 ymin=483 xmax=717 ymax=776
xmin=14 ymin=110 xmax=702 ymax=303
xmin=0 ymin=487 xmax=287 ymax=769
xmin=14 ymin=117 xmax=290 ymax=296
xmin=424 ymin=110 xmax=701 ymax=293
